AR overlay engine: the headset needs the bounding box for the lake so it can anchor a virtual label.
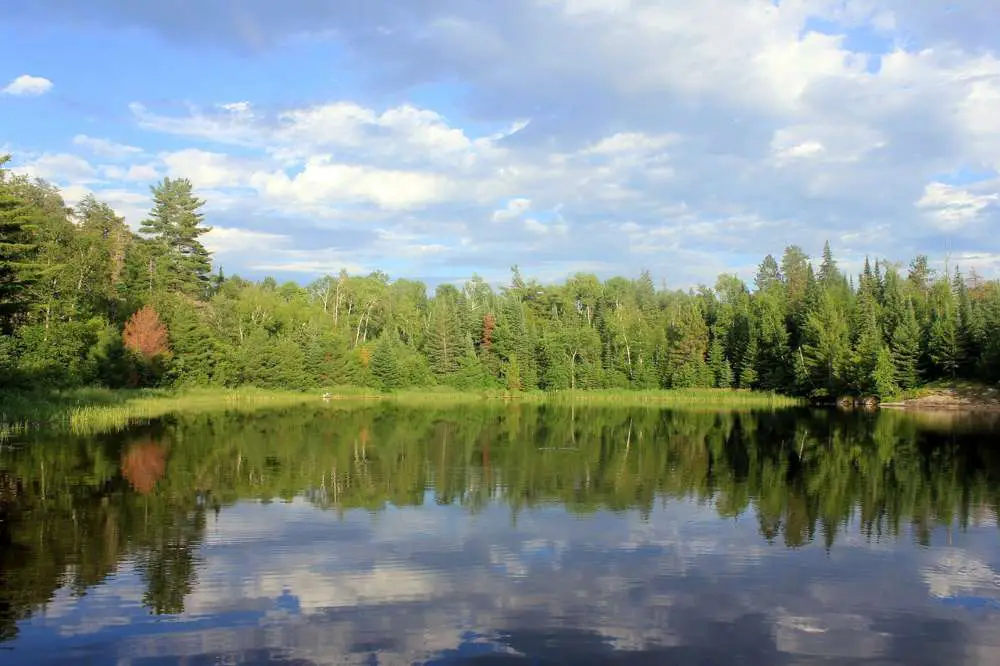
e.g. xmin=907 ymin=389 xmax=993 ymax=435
xmin=2 ymin=404 xmax=1000 ymax=664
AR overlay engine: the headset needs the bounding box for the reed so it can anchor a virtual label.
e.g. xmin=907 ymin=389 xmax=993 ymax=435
xmin=363 ymin=387 xmax=803 ymax=409
xmin=1 ymin=386 xmax=803 ymax=437
xmin=0 ymin=387 xmax=319 ymax=436
xmin=65 ymin=388 xmax=319 ymax=435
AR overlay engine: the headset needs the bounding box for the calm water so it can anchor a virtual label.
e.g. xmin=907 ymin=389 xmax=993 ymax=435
xmin=2 ymin=405 xmax=1000 ymax=665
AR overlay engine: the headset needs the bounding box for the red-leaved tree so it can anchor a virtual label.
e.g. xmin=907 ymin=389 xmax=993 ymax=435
xmin=481 ymin=312 xmax=496 ymax=351
xmin=123 ymin=305 xmax=171 ymax=386
xmin=123 ymin=305 xmax=171 ymax=360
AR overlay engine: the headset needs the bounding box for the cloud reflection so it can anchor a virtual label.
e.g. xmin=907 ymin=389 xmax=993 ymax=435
xmin=5 ymin=494 xmax=999 ymax=665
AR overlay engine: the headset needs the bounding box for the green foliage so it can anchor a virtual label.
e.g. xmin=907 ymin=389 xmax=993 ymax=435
xmin=0 ymin=162 xmax=998 ymax=400
xmin=707 ymin=335 xmax=734 ymax=388
xmin=0 ymin=159 xmax=40 ymax=333
xmin=890 ymin=301 xmax=921 ymax=390
xmin=140 ymin=177 xmax=213 ymax=298
xmin=872 ymin=346 xmax=898 ymax=397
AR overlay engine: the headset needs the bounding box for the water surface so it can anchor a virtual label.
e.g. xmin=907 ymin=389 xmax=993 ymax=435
xmin=2 ymin=404 xmax=1000 ymax=664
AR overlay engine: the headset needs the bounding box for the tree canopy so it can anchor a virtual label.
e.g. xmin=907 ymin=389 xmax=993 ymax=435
xmin=2 ymin=157 xmax=999 ymax=396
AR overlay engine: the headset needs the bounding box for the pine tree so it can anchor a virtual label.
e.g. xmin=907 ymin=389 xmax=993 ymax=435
xmin=780 ymin=245 xmax=810 ymax=313
xmin=0 ymin=157 xmax=40 ymax=333
xmin=755 ymin=254 xmax=781 ymax=293
xmin=141 ymin=178 xmax=213 ymax=298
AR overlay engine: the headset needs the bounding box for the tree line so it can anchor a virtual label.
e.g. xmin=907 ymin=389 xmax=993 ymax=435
xmin=2 ymin=154 xmax=999 ymax=396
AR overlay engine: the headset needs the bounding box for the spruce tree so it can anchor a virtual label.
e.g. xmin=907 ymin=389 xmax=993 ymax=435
xmin=890 ymin=301 xmax=921 ymax=389
xmin=873 ymin=346 xmax=898 ymax=398
xmin=426 ymin=297 xmax=463 ymax=376
xmin=818 ymin=241 xmax=838 ymax=286
xmin=928 ymin=313 xmax=962 ymax=379
xmin=739 ymin=336 xmax=758 ymax=388
xmin=707 ymin=334 xmax=733 ymax=388
xmin=370 ymin=334 xmax=405 ymax=390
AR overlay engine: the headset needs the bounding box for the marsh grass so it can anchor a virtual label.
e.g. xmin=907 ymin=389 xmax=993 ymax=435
xmin=1 ymin=386 xmax=803 ymax=436
xmin=1 ymin=387 xmax=319 ymax=436
xmin=363 ymin=387 xmax=802 ymax=409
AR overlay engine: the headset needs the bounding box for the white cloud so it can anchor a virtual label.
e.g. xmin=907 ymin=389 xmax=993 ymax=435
xmin=6 ymin=0 xmax=1000 ymax=283
xmin=252 ymin=158 xmax=455 ymax=211
xmin=73 ymin=135 xmax=143 ymax=160
xmin=916 ymin=182 xmax=999 ymax=229
xmin=2 ymin=74 xmax=53 ymax=96
xmin=161 ymin=148 xmax=251 ymax=189
xmin=17 ymin=153 xmax=97 ymax=183
xmin=492 ymin=198 xmax=532 ymax=222
xmin=101 ymin=163 xmax=160 ymax=182
xmin=203 ymin=226 xmax=292 ymax=255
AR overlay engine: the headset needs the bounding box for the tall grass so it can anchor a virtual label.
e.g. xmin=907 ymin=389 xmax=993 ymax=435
xmin=65 ymin=388 xmax=321 ymax=435
xmin=363 ymin=387 xmax=803 ymax=409
xmin=1 ymin=386 xmax=803 ymax=437
xmin=1 ymin=387 xmax=320 ymax=436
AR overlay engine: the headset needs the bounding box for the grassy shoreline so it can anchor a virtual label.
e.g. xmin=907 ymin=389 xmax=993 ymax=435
xmin=0 ymin=386 xmax=804 ymax=437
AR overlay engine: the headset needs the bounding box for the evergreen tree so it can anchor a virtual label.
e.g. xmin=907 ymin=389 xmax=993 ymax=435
xmin=872 ymin=346 xmax=898 ymax=398
xmin=426 ymin=297 xmax=463 ymax=376
xmin=780 ymin=245 xmax=810 ymax=314
xmin=954 ymin=268 xmax=986 ymax=374
xmin=370 ymin=333 xmax=405 ymax=390
xmin=0 ymin=158 xmax=40 ymax=333
xmin=928 ymin=312 xmax=962 ymax=379
xmin=140 ymin=178 xmax=213 ymax=298
xmin=801 ymin=290 xmax=851 ymax=395
xmin=818 ymin=241 xmax=838 ymax=286
xmin=707 ymin=334 xmax=733 ymax=388
xmin=890 ymin=301 xmax=921 ymax=390
xmin=754 ymin=254 xmax=782 ymax=293
xmin=739 ymin=336 xmax=759 ymax=389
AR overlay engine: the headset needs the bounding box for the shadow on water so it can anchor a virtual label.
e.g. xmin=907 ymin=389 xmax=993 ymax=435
xmin=1 ymin=403 xmax=999 ymax=663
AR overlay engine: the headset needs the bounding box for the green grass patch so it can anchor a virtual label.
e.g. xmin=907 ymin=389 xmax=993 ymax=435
xmin=1 ymin=386 xmax=804 ymax=437
xmin=351 ymin=387 xmax=803 ymax=409
xmin=1 ymin=387 xmax=320 ymax=436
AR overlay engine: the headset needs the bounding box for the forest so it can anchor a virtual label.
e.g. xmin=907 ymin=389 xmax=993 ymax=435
xmin=2 ymin=153 xmax=1000 ymax=397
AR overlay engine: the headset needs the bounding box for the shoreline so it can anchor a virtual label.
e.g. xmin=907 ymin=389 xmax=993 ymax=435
xmin=879 ymin=383 xmax=1000 ymax=413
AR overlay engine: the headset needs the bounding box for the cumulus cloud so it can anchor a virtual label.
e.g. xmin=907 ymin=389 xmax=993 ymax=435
xmin=73 ymin=134 xmax=143 ymax=160
xmin=2 ymin=74 xmax=53 ymax=96
xmin=3 ymin=0 xmax=1000 ymax=285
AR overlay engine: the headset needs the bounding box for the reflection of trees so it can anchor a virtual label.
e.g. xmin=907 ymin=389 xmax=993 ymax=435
xmin=121 ymin=439 xmax=166 ymax=495
xmin=1 ymin=404 xmax=1000 ymax=640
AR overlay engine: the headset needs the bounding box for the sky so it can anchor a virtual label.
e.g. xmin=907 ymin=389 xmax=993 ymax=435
xmin=1 ymin=0 xmax=999 ymax=289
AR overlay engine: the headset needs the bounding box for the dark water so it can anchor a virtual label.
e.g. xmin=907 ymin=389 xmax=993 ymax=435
xmin=2 ymin=405 xmax=1000 ymax=665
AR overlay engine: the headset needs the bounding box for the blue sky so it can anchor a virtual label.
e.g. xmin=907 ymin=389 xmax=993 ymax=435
xmin=2 ymin=0 xmax=998 ymax=288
